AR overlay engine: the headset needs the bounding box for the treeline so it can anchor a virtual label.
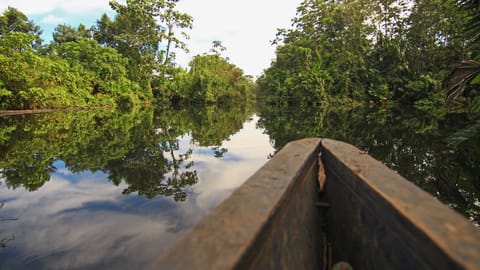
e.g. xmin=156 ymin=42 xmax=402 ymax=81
xmin=257 ymin=0 xmax=475 ymax=109
xmin=0 ymin=1 xmax=254 ymax=110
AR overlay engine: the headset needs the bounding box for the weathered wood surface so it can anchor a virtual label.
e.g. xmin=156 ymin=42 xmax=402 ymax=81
xmin=150 ymin=137 xmax=480 ymax=270
xmin=151 ymin=138 xmax=323 ymax=270
xmin=321 ymin=138 xmax=480 ymax=270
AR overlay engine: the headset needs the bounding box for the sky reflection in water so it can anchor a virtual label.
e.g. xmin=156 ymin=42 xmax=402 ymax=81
xmin=0 ymin=115 xmax=274 ymax=270
xmin=4 ymin=104 xmax=478 ymax=269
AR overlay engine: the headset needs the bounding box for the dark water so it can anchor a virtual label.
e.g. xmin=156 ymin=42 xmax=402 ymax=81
xmin=257 ymin=105 xmax=480 ymax=225
xmin=0 ymin=104 xmax=479 ymax=269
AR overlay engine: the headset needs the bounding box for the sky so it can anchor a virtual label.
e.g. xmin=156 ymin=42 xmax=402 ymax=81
xmin=0 ymin=0 xmax=303 ymax=77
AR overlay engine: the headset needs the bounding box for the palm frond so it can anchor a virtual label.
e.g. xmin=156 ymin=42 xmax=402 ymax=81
xmin=443 ymin=60 xmax=480 ymax=104
xmin=459 ymin=0 xmax=480 ymax=10
xmin=460 ymin=0 xmax=480 ymax=46
xmin=448 ymin=119 xmax=480 ymax=148
xmin=472 ymin=96 xmax=480 ymax=112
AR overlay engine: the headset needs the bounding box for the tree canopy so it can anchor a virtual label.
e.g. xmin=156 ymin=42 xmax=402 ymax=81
xmin=257 ymin=0 xmax=469 ymax=108
xmin=0 ymin=4 xmax=252 ymax=110
xmin=183 ymin=42 xmax=255 ymax=104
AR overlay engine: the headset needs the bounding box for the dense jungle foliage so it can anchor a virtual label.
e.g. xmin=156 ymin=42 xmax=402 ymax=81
xmin=2 ymin=0 xmax=478 ymax=112
xmin=257 ymin=0 xmax=475 ymax=108
xmin=0 ymin=1 xmax=254 ymax=110
xmin=256 ymin=0 xmax=480 ymax=152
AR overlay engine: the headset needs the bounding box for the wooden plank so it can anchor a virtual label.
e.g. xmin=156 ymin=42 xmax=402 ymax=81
xmin=321 ymin=138 xmax=480 ymax=270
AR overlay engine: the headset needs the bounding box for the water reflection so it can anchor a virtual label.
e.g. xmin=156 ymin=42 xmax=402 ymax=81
xmin=0 ymin=171 xmax=190 ymax=269
xmin=0 ymin=105 xmax=274 ymax=269
xmin=257 ymin=104 xmax=480 ymax=225
xmin=3 ymin=102 xmax=477 ymax=269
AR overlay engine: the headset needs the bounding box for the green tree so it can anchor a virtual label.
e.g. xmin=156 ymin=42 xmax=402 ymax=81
xmin=259 ymin=0 xmax=469 ymax=106
xmin=95 ymin=1 xmax=158 ymax=95
xmin=443 ymin=0 xmax=480 ymax=147
xmin=53 ymin=23 xmax=92 ymax=44
xmin=406 ymin=0 xmax=467 ymax=76
xmin=186 ymin=47 xmax=254 ymax=104
xmin=0 ymin=31 xmax=135 ymax=109
xmin=52 ymin=38 xmax=140 ymax=100
xmin=0 ymin=7 xmax=42 ymax=48
xmin=158 ymin=0 xmax=193 ymax=66
xmin=93 ymin=14 xmax=115 ymax=46
xmin=0 ymin=32 xmax=68 ymax=109
xmin=256 ymin=42 xmax=328 ymax=105
xmin=258 ymin=0 xmax=373 ymax=104
xmin=0 ymin=4 xmax=196 ymax=110
xmin=93 ymin=0 xmax=192 ymax=101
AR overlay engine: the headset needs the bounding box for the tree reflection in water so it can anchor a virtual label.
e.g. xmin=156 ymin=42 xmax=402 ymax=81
xmin=257 ymin=104 xmax=480 ymax=225
xmin=0 ymin=102 xmax=253 ymax=202
xmin=2 ymin=103 xmax=476 ymax=225
xmin=0 ymin=183 xmax=17 ymax=248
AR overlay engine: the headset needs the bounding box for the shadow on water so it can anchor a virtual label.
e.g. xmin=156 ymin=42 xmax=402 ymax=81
xmin=257 ymin=104 xmax=480 ymax=225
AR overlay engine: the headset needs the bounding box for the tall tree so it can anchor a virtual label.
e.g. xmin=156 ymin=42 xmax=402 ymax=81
xmin=259 ymin=0 xmax=471 ymax=106
xmin=186 ymin=42 xmax=254 ymax=104
xmin=0 ymin=7 xmax=42 ymax=48
xmin=158 ymin=0 xmax=193 ymax=66
xmin=443 ymin=0 xmax=480 ymax=147
xmin=372 ymin=0 xmax=409 ymax=39
xmin=93 ymin=0 xmax=192 ymax=98
xmin=93 ymin=14 xmax=115 ymax=46
xmin=407 ymin=0 xmax=467 ymax=76
xmin=53 ymin=23 xmax=92 ymax=44
xmin=259 ymin=0 xmax=374 ymax=103
xmin=96 ymin=0 xmax=159 ymax=94
xmin=444 ymin=0 xmax=480 ymax=103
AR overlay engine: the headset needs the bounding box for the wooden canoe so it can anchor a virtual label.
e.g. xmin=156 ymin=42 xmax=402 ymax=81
xmin=150 ymin=138 xmax=480 ymax=270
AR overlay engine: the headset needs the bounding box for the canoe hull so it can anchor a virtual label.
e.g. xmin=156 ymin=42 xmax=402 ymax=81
xmin=153 ymin=138 xmax=480 ymax=270
xmin=151 ymin=138 xmax=324 ymax=270
xmin=321 ymin=139 xmax=480 ymax=269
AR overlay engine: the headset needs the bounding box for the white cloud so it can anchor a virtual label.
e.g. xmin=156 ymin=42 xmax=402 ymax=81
xmin=0 ymin=171 xmax=200 ymax=268
xmin=175 ymin=0 xmax=302 ymax=77
xmin=184 ymin=115 xmax=274 ymax=211
xmin=57 ymin=0 xmax=113 ymax=14
xmin=41 ymin=14 xmax=66 ymax=24
xmin=0 ymin=0 xmax=57 ymax=15
xmin=0 ymin=0 xmax=112 ymax=15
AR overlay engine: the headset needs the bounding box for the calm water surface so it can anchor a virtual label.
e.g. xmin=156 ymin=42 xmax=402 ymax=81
xmin=0 ymin=107 xmax=273 ymax=269
xmin=0 ymin=104 xmax=479 ymax=269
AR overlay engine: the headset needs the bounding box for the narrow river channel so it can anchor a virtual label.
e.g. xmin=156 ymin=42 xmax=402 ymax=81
xmin=0 ymin=104 xmax=478 ymax=269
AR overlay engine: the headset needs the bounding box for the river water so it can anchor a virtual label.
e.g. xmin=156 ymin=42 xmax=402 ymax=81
xmin=0 ymin=104 xmax=478 ymax=269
